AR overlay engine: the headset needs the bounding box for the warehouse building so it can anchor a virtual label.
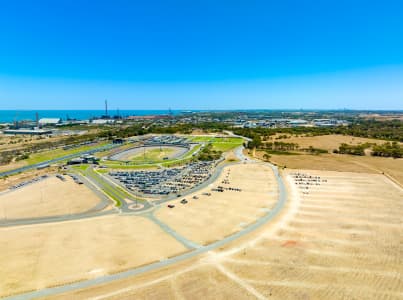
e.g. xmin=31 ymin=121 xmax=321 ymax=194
xmin=38 ymin=118 xmax=62 ymax=126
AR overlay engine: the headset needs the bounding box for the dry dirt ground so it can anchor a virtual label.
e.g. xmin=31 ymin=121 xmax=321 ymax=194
xmin=0 ymin=166 xmax=58 ymax=191
xmin=0 ymin=215 xmax=188 ymax=297
xmin=46 ymin=168 xmax=403 ymax=300
xmin=266 ymin=134 xmax=395 ymax=152
xmin=156 ymin=163 xmax=278 ymax=245
xmin=262 ymin=152 xmax=403 ymax=186
xmin=0 ymin=176 xmax=101 ymax=220
xmin=258 ymin=134 xmax=403 ymax=185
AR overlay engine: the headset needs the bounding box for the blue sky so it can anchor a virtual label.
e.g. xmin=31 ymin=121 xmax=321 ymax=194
xmin=0 ymin=0 xmax=402 ymax=110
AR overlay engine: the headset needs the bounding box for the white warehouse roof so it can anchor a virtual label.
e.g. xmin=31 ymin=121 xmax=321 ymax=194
xmin=38 ymin=118 xmax=61 ymax=125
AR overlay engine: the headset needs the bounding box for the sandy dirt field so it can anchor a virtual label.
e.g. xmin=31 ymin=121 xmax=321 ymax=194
xmin=267 ymin=134 xmax=396 ymax=152
xmin=48 ymin=167 xmax=403 ymax=300
xmin=263 ymin=152 xmax=403 ymax=186
xmin=0 ymin=215 xmax=187 ymax=297
xmin=156 ymin=163 xmax=278 ymax=245
xmin=0 ymin=166 xmax=58 ymax=191
xmin=0 ymin=160 xmax=27 ymax=172
xmin=0 ymin=176 xmax=101 ymax=219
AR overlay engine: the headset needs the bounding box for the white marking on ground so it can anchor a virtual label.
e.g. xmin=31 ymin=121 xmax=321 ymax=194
xmin=88 ymin=263 xmax=203 ymax=300
xmin=215 ymin=263 xmax=267 ymax=300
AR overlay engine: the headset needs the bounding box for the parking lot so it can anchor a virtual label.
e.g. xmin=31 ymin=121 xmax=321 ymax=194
xmin=110 ymin=161 xmax=216 ymax=196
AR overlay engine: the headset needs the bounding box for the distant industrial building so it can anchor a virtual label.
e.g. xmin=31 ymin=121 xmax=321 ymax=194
xmin=67 ymin=155 xmax=99 ymax=165
xmin=2 ymin=128 xmax=52 ymax=135
xmin=289 ymin=119 xmax=309 ymax=127
xmin=91 ymin=119 xmax=115 ymax=125
xmin=38 ymin=118 xmax=62 ymax=126
xmin=127 ymin=115 xmax=170 ymax=120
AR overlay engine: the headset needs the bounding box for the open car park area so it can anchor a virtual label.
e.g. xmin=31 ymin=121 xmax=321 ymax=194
xmin=109 ymin=161 xmax=216 ymax=196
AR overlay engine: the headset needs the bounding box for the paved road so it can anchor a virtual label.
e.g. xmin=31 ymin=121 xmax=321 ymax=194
xmin=0 ymin=143 xmax=119 ymax=178
xmin=4 ymin=147 xmax=288 ymax=300
xmin=145 ymin=209 xmax=202 ymax=250
xmin=84 ymin=168 xmax=152 ymax=213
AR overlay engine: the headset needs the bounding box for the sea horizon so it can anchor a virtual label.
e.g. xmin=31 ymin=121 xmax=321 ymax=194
xmin=0 ymin=109 xmax=402 ymax=123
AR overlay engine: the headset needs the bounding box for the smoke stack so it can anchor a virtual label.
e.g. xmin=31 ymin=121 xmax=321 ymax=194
xmin=105 ymin=99 xmax=108 ymax=117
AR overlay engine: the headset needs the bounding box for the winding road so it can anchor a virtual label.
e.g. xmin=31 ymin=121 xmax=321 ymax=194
xmin=3 ymin=146 xmax=288 ymax=300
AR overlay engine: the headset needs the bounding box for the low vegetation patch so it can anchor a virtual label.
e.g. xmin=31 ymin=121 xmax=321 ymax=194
xmin=372 ymin=142 xmax=402 ymax=158
xmin=334 ymin=143 xmax=371 ymax=156
xmin=197 ymin=144 xmax=222 ymax=161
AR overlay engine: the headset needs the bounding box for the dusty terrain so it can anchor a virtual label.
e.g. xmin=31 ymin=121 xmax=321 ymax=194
xmin=258 ymin=134 xmax=403 ymax=185
xmin=0 ymin=215 xmax=187 ymax=297
xmin=46 ymin=168 xmax=403 ymax=300
xmin=0 ymin=176 xmax=101 ymax=220
xmin=0 ymin=166 xmax=58 ymax=191
xmin=264 ymin=152 xmax=403 ymax=186
xmin=156 ymin=163 xmax=278 ymax=245
xmin=267 ymin=134 xmax=394 ymax=152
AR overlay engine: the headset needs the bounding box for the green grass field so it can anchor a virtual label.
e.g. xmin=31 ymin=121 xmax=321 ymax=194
xmin=101 ymin=144 xmax=202 ymax=169
xmin=197 ymin=137 xmax=244 ymax=152
xmin=26 ymin=142 xmax=109 ymax=165
xmin=211 ymin=141 xmax=243 ymax=151
xmin=189 ymin=136 xmax=216 ymax=142
xmin=129 ymin=147 xmax=176 ymax=162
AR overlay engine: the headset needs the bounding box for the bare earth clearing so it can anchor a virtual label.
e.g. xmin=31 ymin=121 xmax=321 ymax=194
xmin=0 ymin=176 xmax=101 ymax=220
xmin=265 ymin=152 xmax=403 ymax=186
xmin=46 ymin=168 xmax=403 ymax=300
xmin=0 ymin=167 xmax=58 ymax=191
xmin=269 ymin=134 xmax=396 ymax=151
xmin=258 ymin=134 xmax=403 ymax=185
xmin=0 ymin=215 xmax=187 ymax=297
xmin=156 ymin=163 xmax=278 ymax=245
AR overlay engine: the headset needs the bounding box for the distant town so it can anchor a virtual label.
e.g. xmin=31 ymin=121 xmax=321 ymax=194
xmin=0 ymin=102 xmax=371 ymax=137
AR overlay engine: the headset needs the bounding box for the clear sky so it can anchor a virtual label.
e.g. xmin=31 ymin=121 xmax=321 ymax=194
xmin=0 ymin=0 xmax=402 ymax=110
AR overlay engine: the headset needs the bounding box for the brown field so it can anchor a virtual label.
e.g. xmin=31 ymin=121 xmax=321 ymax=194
xmin=45 ymin=167 xmax=403 ymax=300
xmin=0 ymin=176 xmax=102 ymax=220
xmin=267 ymin=134 xmax=396 ymax=152
xmin=359 ymin=113 xmax=403 ymax=121
xmin=259 ymin=151 xmax=403 ymax=186
xmin=156 ymin=163 xmax=278 ymax=245
xmin=0 ymin=160 xmax=26 ymax=172
xmin=0 ymin=215 xmax=187 ymax=297
xmin=0 ymin=166 xmax=59 ymax=191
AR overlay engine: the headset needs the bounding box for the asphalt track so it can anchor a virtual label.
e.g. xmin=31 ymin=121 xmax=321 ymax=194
xmin=109 ymin=145 xmax=189 ymax=162
xmin=3 ymin=147 xmax=288 ymax=300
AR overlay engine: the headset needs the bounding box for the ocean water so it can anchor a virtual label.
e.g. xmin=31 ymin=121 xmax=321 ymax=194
xmin=0 ymin=110 xmax=183 ymax=123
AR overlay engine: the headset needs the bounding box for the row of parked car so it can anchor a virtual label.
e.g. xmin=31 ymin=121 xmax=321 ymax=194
xmin=167 ymin=192 xmax=212 ymax=208
xmin=68 ymin=174 xmax=83 ymax=185
xmin=9 ymin=175 xmax=48 ymax=190
xmin=110 ymin=161 xmax=216 ymax=196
